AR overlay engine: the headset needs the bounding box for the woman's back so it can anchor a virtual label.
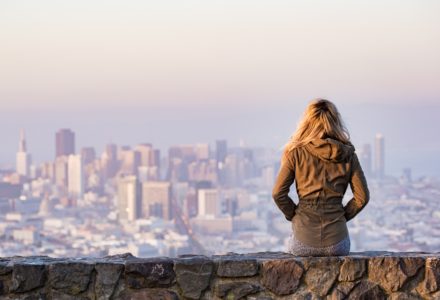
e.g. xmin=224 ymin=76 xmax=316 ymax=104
xmin=292 ymin=137 xmax=355 ymax=202
xmin=272 ymin=99 xmax=369 ymax=256
xmin=273 ymin=137 xmax=369 ymax=248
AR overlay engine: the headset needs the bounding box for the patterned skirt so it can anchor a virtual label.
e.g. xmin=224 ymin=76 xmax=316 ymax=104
xmin=287 ymin=233 xmax=350 ymax=256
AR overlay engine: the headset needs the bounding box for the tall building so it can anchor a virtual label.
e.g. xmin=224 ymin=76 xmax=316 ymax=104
xmin=216 ymin=140 xmax=227 ymax=163
xmin=54 ymin=156 xmax=69 ymax=188
xmin=197 ymin=188 xmax=220 ymax=217
xmin=187 ymin=159 xmax=217 ymax=183
xmin=117 ymin=175 xmax=141 ymax=222
xmin=81 ymin=147 xmax=96 ymax=165
xmin=374 ymin=133 xmax=385 ymax=180
xmin=119 ymin=147 xmax=141 ymax=175
xmin=359 ymin=144 xmax=372 ymax=177
xmin=169 ymin=145 xmax=197 ymax=163
xmin=135 ymin=143 xmax=154 ymax=166
xmin=402 ymin=168 xmax=412 ymax=183
xmin=55 ymin=129 xmax=75 ymax=158
xmin=16 ymin=129 xmax=32 ymax=177
xmin=261 ymin=165 xmax=275 ymax=188
xmin=223 ymin=154 xmax=240 ymax=187
xmin=142 ymin=181 xmax=172 ymax=220
xmin=102 ymin=143 xmax=119 ymax=179
xmin=106 ymin=143 xmax=118 ymax=160
xmin=153 ymin=149 xmax=161 ymax=168
xmin=216 ymin=140 xmax=228 ymax=185
xmin=68 ymin=154 xmax=84 ymax=198
xmin=195 ymin=143 xmax=210 ymax=160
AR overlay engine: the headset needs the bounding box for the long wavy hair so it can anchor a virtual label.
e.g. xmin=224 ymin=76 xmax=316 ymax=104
xmin=283 ymin=98 xmax=351 ymax=155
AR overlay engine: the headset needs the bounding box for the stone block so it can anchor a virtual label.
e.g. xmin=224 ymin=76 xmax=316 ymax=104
xmin=369 ymin=256 xmax=424 ymax=293
xmin=216 ymin=258 xmax=259 ymax=277
xmin=418 ymin=257 xmax=440 ymax=294
xmin=338 ymin=257 xmax=366 ymax=281
xmin=347 ymin=280 xmax=386 ymax=300
xmin=95 ymin=262 xmax=124 ymax=300
xmin=0 ymin=261 xmax=12 ymax=276
xmin=48 ymin=261 xmax=94 ymax=295
xmin=175 ymin=256 xmax=213 ymax=299
xmin=261 ymin=259 xmax=304 ymax=295
xmin=125 ymin=258 xmax=175 ymax=289
xmin=304 ymin=257 xmax=340 ymax=297
xmin=10 ymin=264 xmax=46 ymax=293
xmin=215 ymin=281 xmax=262 ymax=300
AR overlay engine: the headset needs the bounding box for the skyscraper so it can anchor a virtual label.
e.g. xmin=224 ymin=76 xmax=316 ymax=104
xmin=119 ymin=147 xmax=141 ymax=175
xmin=106 ymin=143 xmax=118 ymax=160
xmin=216 ymin=140 xmax=228 ymax=186
xmin=16 ymin=129 xmax=32 ymax=177
xmin=374 ymin=133 xmax=385 ymax=180
xmin=68 ymin=154 xmax=84 ymax=198
xmin=81 ymin=147 xmax=96 ymax=165
xmin=197 ymin=188 xmax=220 ymax=217
xmin=216 ymin=140 xmax=227 ymax=164
xmin=142 ymin=181 xmax=172 ymax=220
xmin=54 ymin=156 xmax=68 ymax=188
xmin=195 ymin=143 xmax=210 ymax=160
xmin=102 ymin=143 xmax=119 ymax=179
xmin=117 ymin=175 xmax=141 ymax=221
xmin=55 ymin=129 xmax=75 ymax=158
xmin=135 ymin=143 xmax=154 ymax=166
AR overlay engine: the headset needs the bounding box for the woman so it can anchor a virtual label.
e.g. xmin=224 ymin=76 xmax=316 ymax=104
xmin=272 ymin=99 xmax=369 ymax=256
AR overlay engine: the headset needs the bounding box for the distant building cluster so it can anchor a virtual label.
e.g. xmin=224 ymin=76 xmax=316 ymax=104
xmin=1 ymin=129 xmax=439 ymax=257
xmin=0 ymin=128 xmax=278 ymax=257
xmin=357 ymin=133 xmax=385 ymax=180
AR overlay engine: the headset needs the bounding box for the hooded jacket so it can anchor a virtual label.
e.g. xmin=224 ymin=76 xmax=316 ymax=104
xmin=272 ymin=137 xmax=369 ymax=248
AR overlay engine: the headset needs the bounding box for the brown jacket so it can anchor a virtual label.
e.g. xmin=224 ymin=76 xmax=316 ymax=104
xmin=272 ymin=137 xmax=369 ymax=247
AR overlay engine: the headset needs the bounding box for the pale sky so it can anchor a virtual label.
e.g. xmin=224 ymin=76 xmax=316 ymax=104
xmin=1 ymin=0 xmax=439 ymax=109
xmin=0 ymin=0 xmax=439 ymax=176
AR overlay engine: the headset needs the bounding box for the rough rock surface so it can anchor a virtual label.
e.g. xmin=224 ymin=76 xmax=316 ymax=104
xmin=214 ymin=256 xmax=259 ymax=277
xmin=215 ymin=281 xmax=262 ymax=299
xmin=303 ymin=257 xmax=340 ymax=296
xmin=417 ymin=257 xmax=440 ymax=294
xmin=49 ymin=261 xmax=95 ymax=295
xmin=0 ymin=251 xmax=439 ymax=299
xmin=338 ymin=257 xmax=366 ymax=281
xmin=11 ymin=263 xmax=46 ymax=293
xmin=348 ymin=280 xmax=386 ymax=300
xmin=368 ymin=256 xmax=424 ymax=293
xmin=95 ymin=262 xmax=124 ymax=300
xmin=124 ymin=257 xmax=175 ymax=289
xmin=261 ymin=259 xmax=304 ymax=295
xmin=175 ymin=255 xmax=213 ymax=299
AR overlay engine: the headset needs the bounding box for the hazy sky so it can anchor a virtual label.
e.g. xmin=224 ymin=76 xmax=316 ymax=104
xmin=0 ymin=0 xmax=439 ymax=176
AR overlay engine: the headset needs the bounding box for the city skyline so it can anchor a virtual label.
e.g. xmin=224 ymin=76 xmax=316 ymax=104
xmin=6 ymin=125 xmax=418 ymax=191
xmin=2 ymin=122 xmax=439 ymax=258
xmin=2 ymin=108 xmax=439 ymax=180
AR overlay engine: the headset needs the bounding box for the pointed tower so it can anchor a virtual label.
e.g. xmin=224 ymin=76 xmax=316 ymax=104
xmin=19 ymin=129 xmax=27 ymax=152
xmin=16 ymin=129 xmax=32 ymax=177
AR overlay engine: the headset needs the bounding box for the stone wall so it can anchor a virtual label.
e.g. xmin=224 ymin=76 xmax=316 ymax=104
xmin=0 ymin=251 xmax=439 ymax=299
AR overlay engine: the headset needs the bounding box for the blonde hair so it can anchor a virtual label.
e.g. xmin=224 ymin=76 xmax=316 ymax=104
xmin=283 ymin=98 xmax=350 ymax=154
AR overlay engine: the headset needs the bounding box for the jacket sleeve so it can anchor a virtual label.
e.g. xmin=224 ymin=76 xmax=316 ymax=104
xmin=344 ymin=152 xmax=370 ymax=221
xmin=272 ymin=151 xmax=297 ymax=221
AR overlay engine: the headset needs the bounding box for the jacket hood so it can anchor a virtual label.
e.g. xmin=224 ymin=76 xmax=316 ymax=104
xmin=304 ymin=138 xmax=355 ymax=162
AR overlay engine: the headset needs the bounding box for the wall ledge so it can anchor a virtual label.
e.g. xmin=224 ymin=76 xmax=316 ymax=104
xmin=1 ymin=251 xmax=439 ymax=299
